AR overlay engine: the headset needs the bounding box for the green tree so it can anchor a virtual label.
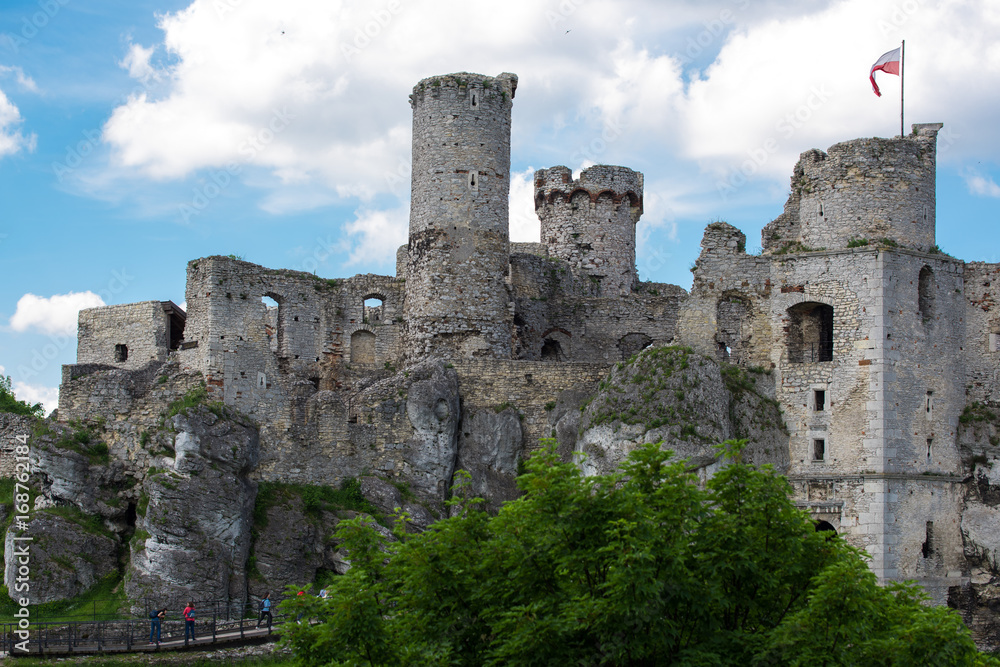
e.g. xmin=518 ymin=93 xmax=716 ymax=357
xmin=0 ymin=375 xmax=43 ymax=417
xmin=280 ymin=440 xmax=993 ymax=666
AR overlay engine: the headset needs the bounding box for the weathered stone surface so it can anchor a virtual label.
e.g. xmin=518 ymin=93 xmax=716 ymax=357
xmin=0 ymin=413 xmax=37 ymax=478
xmin=251 ymin=494 xmax=340 ymax=595
xmin=456 ymin=408 xmax=523 ymax=512
xmin=358 ymin=476 xmax=435 ymax=531
xmin=4 ymin=510 xmax=117 ymax=603
xmin=400 ymin=361 xmax=461 ymax=500
xmin=576 ymin=347 xmax=788 ymax=479
xmin=126 ymin=407 xmax=258 ymax=608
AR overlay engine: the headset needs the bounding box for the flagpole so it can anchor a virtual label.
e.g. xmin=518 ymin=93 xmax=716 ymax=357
xmin=900 ymin=39 xmax=905 ymax=136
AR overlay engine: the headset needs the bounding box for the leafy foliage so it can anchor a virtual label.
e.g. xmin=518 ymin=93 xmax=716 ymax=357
xmin=0 ymin=375 xmax=43 ymax=417
xmin=279 ymin=439 xmax=994 ymax=666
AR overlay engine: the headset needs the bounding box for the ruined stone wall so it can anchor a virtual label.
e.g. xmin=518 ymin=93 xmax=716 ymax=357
xmin=404 ymin=72 xmax=517 ymax=361
xmin=762 ymin=124 xmax=941 ymax=254
xmin=963 ymin=262 xmax=1000 ymax=404
xmin=452 ymin=360 xmax=610 ymax=447
xmin=77 ymin=302 xmax=170 ymax=370
xmin=534 ymin=165 xmax=643 ymax=296
xmin=0 ymin=413 xmax=35 ymax=478
xmin=509 ymin=251 xmax=684 ymax=363
xmin=676 ymin=222 xmax=772 ymax=367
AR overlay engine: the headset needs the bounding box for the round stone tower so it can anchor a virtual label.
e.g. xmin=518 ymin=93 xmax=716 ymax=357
xmin=534 ymin=165 xmax=643 ymax=296
xmin=763 ymin=123 xmax=942 ymax=253
xmin=403 ymin=72 xmax=518 ymax=361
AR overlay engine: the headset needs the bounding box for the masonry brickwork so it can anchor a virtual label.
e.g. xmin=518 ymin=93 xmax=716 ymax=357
xmin=60 ymin=72 xmax=1000 ymax=617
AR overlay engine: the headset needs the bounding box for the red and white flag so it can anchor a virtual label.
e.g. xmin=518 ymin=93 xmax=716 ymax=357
xmin=870 ymin=47 xmax=901 ymax=97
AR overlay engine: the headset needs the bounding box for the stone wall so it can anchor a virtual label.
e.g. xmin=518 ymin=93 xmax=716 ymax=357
xmin=77 ymin=302 xmax=173 ymax=370
xmin=964 ymin=262 xmax=1000 ymax=404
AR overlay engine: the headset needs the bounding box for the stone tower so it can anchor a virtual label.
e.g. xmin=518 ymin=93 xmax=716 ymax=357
xmin=403 ymin=72 xmax=518 ymax=360
xmin=763 ymin=123 xmax=942 ymax=253
xmin=534 ymin=165 xmax=643 ymax=296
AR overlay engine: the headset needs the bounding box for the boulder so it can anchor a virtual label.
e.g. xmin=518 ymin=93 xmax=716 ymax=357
xmin=4 ymin=510 xmax=118 ymax=604
xmin=455 ymin=408 xmax=523 ymax=512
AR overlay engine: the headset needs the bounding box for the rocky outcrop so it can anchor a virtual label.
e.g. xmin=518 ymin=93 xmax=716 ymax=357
xmin=359 ymin=476 xmax=435 ymax=530
xmin=3 ymin=509 xmax=118 ymax=604
xmin=398 ymin=361 xmax=461 ymax=499
xmin=574 ymin=346 xmax=788 ymax=478
xmin=126 ymin=406 xmax=259 ymax=608
xmin=251 ymin=493 xmax=342 ymax=594
xmin=455 ymin=408 xmax=523 ymax=512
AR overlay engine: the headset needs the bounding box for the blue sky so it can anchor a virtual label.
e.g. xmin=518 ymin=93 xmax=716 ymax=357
xmin=1 ymin=0 xmax=999 ymax=413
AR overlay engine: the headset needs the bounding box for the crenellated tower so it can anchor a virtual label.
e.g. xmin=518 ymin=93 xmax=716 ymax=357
xmin=534 ymin=165 xmax=643 ymax=296
xmin=403 ymin=71 xmax=518 ymax=361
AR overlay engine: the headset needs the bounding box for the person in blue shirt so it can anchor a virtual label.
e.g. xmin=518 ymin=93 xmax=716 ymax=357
xmin=148 ymin=608 xmax=165 ymax=644
xmin=256 ymin=593 xmax=272 ymax=630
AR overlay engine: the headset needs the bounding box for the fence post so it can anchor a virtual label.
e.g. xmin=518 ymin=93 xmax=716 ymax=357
xmin=212 ymin=610 xmax=217 ymax=643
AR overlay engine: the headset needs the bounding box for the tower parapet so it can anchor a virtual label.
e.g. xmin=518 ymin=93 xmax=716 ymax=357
xmin=534 ymin=165 xmax=643 ymax=296
xmin=403 ymin=72 xmax=518 ymax=360
xmin=763 ymin=123 xmax=942 ymax=253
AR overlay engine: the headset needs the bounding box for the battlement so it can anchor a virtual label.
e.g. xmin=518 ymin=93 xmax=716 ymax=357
xmin=534 ymin=165 xmax=643 ymax=212
xmin=409 ymin=71 xmax=517 ymax=108
xmin=534 ymin=165 xmax=643 ymax=296
xmin=763 ymin=123 xmax=942 ymax=254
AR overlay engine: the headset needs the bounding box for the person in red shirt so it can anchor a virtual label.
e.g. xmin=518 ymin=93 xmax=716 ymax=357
xmin=183 ymin=602 xmax=196 ymax=642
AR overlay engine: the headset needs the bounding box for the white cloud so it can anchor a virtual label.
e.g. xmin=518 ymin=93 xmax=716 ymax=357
xmin=0 ymin=87 xmax=35 ymax=158
xmin=342 ymin=205 xmax=408 ymax=270
xmin=12 ymin=381 xmax=58 ymax=416
xmin=0 ymin=66 xmax=38 ymax=92
xmin=9 ymin=292 xmax=106 ymax=337
xmin=964 ymin=169 xmax=1000 ymax=198
xmin=509 ymin=169 xmax=540 ymax=243
xmin=119 ymin=42 xmax=161 ymax=83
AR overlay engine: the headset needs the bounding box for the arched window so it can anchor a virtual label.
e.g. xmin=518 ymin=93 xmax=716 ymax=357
xmin=618 ymin=333 xmax=652 ymax=361
xmin=787 ymin=302 xmax=833 ymax=363
xmin=363 ymin=297 xmax=384 ymax=324
xmin=541 ymin=338 xmax=564 ymax=361
xmin=351 ymin=330 xmax=376 ymax=366
xmin=716 ymin=296 xmax=751 ymax=364
xmin=918 ymin=266 xmax=935 ymax=322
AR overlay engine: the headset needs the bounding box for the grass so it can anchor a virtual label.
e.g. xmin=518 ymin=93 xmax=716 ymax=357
xmin=0 ymin=571 xmax=127 ymax=623
xmin=50 ymin=420 xmax=110 ymax=465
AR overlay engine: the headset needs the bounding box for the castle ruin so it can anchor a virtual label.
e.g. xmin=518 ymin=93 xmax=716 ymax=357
xmin=55 ymin=71 xmax=1000 ymax=625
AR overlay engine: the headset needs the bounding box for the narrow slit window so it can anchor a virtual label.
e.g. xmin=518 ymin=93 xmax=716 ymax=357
xmin=114 ymin=344 xmax=128 ymax=362
xmin=813 ymin=439 xmax=826 ymax=461
xmin=926 ymin=438 xmax=933 ymax=462
xmin=814 ymin=389 xmax=826 ymax=412
xmin=468 ymin=171 xmax=478 ymax=190
xmin=470 ymin=91 xmax=479 ymax=109
xmin=926 ymin=391 xmax=934 ymax=420
xmin=922 ymin=521 xmax=934 ymax=558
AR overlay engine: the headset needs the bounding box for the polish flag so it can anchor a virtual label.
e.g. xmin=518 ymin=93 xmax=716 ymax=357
xmin=870 ymin=47 xmax=901 ymax=97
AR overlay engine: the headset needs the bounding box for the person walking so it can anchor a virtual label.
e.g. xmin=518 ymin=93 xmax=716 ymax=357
xmin=256 ymin=593 xmax=272 ymax=631
xmin=148 ymin=607 xmax=166 ymax=644
xmin=183 ymin=601 xmax=196 ymax=643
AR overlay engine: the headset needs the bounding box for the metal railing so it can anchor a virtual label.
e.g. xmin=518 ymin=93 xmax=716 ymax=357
xmin=787 ymin=340 xmax=834 ymax=363
xmin=0 ymin=600 xmax=286 ymax=656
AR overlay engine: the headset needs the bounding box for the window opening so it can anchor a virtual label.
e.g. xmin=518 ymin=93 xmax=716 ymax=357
xmin=918 ymin=266 xmax=935 ymax=322
xmin=814 ymin=389 xmax=826 ymax=412
xmin=363 ymin=298 xmax=384 ymax=324
xmin=813 ymin=439 xmax=826 ymax=461
xmin=787 ymin=302 xmax=834 ymax=363
xmin=921 ymin=521 xmax=934 ymax=558
xmin=350 ymin=330 xmax=376 ymax=366
xmin=926 ymin=438 xmax=933 ymax=462
xmin=114 ymin=344 xmax=128 ymax=362
xmin=926 ymin=391 xmax=933 ymax=420
xmin=541 ymin=338 xmax=563 ymax=361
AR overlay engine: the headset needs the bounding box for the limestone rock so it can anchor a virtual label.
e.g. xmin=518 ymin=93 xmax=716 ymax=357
xmin=126 ymin=407 xmax=259 ymax=608
xmin=358 ymin=476 xmax=435 ymax=531
xmin=3 ymin=510 xmax=118 ymax=604
xmin=546 ymin=389 xmax=592 ymax=461
xmin=251 ymin=493 xmax=340 ymax=594
xmin=401 ymin=361 xmax=461 ymax=500
xmin=576 ymin=346 xmax=788 ymax=478
xmin=456 ymin=408 xmax=524 ymax=512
